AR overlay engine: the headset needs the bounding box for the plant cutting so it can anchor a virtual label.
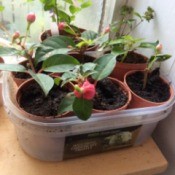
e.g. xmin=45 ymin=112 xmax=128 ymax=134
xmin=108 ymin=35 xmax=158 ymax=81
xmin=101 ymin=5 xmax=155 ymax=81
xmin=38 ymin=0 xmax=92 ymax=41
xmin=35 ymin=29 xmax=107 ymax=65
xmin=0 ymin=12 xmax=77 ymax=86
xmin=16 ymin=51 xmax=131 ymax=121
xmin=0 ymin=12 xmax=38 ymax=86
xmin=109 ymin=5 xmax=154 ymax=39
xmin=124 ymin=43 xmax=174 ymax=108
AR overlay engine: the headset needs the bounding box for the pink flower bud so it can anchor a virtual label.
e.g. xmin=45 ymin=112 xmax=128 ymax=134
xmin=104 ymin=26 xmax=110 ymax=34
xmin=74 ymin=80 xmax=96 ymax=100
xmin=27 ymin=12 xmax=36 ymax=23
xmin=156 ymin=43 xmax=162 ymax=52
xmin=58 ymin=22 xmax=66 ymax=30
xmin=13 ymin=31 xmax=20 ymax=39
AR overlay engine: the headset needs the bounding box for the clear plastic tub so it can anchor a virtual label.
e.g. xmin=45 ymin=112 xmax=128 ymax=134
xmin=2 ymin=72 xmax=175 ymax=161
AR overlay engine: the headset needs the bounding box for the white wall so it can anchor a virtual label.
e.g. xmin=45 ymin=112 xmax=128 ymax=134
xmin=127 ymin=1 xmax=175 ymax=174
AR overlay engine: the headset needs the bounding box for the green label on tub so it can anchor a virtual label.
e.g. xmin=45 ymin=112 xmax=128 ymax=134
xmin=63 ymin=125 xmax=141 ymax=159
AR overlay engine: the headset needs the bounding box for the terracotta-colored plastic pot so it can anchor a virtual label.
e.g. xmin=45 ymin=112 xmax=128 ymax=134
xmin=111 ymin=52 xmax=148 ymax=82
xmin=11 ymin=60 xmax=31 ymax=87
xmin=69 ymin=52 xmax=96 ymax=63
xmin=16 ymin=78 xmax=72 ymax=122
xmin=40 ymin=28 xmax=83 ymax=42
xmin=124 ymin=70 xmax=174 ymax=109
xmin=93 ymin=77 xmax=132 ymax=113
xmin=0 ymin=57 xmax=4 ymax=64
xmin=40 ymin=29 xmax=98 ymax=52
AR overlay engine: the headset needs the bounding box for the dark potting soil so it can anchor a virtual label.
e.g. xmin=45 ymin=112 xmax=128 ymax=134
xmin=126 ymin=69 xmax=171 ymax=102
xmin=93 ymin=78 xmax=128 ymax=110
xmin=19 ymin=82 xmax=69 ymax=117
xmin=70 ymin=53 xmax=95 ymax=63
xmin=13 ymin=72 xmax=31 ymax=79
xmin=41 ymin=30 xmax=52 ymax=41
xmin=117 ymin=51 xmax=147 ymax=64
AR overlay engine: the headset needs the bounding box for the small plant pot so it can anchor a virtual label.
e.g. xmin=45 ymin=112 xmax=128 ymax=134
xmin=124 ymin=70 xmax=174 ymax=108
xmin=93 ymin=77 xmax=131 ymax=113
xmin=111 ymin=52 xmax=147 ymax=81
xmin=16 ymin=78 xmax=72 ymax=121
xmin=40 ymin=29 xmax=98 ymax=52
xmin=11 ymin=60 xmax=32 ymax=87
xmin=69 ymin=52 xmax=96 ymax=63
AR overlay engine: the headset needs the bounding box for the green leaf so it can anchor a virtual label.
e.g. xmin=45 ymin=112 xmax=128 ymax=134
xmin=69 ymin=5 xmax=81 ymax=14
xmin=81 ymin=30 xmax=98 ymax=40
xmin=0 ymin=47 xmax=20 ymax=56
xmin=65 ymin=0 xmax=73 ymax=4
xmin=82 ymin=62 xmax=96 ymax=73
xmin=109 ymin=39 xmax=125 ymax=45
xmin=43 ymin=54 xmax=80 ymax=73
xmin=35 ymin=35 xmax=75 ymax=64
xmin=0 ymin=5 xmax=5 ymax=12
xmin=95 ymin=34 xmax=108 ymax=46
xmin=92 ymin=54 xmax=116 ymax=81
xmin=38 ymin=48 xmax=71 ymax=63
xmin=58 ymin=93 xmax=75 ymax=114
xmin=134 ymin=12 xmax=143 ymax=20
xmin=73 ymin=97 xmax=93 ymax=120
xmin=81 ymin=1 xmax=92 ymax=8
xmin=26 ymin=0 xmax=34 ymax=2
xmin=112 ymin=45 xmax=126 ymax=57
xmin=63 ymin=26 xmax=76 ymax=35
xmin=152 ymin=54 xmax=171 ymax=62
xmin=57 ymin=9 xmax=71 ymax=23
xmin=54 ymin=77 xmax=61 ymax=86
xmin=0 ymin=63 xmax=26 ymax=72
xmin=139 ymin=41 xmax=159 ymax=49
xmin=41 ymin=0 xmax=56 ymax=11
xmin=28 ymin=71 xmax=54 ymax=96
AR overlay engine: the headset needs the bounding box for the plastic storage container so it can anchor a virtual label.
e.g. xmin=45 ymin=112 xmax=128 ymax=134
xmin=2 ymin=72 xmax=175 ymax=161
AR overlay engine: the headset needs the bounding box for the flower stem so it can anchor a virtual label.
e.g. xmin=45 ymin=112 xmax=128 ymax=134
xmin=25 ymin=52 xmax=36 ymax=73
xmin=66 ymin=24 xmax=78 ymax=37
xmin=22 ymin=22 xmax=31 ymax=47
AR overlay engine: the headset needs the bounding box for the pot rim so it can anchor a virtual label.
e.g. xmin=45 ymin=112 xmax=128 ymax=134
xmin=93 ymin=77 xmax=132 ymax=113
xmin=15 ymin=77 xmax=71 ymax=121
xmin=124 ymin=70 xmax=174 ymax=105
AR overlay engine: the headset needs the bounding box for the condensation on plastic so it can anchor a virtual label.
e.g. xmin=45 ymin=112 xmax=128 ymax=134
xmin=2 ymin=72 xmax=175 ymax=161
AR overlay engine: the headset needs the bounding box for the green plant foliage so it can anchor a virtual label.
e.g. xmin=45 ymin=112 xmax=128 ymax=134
xmin=42 ymin=54 xmax=80 ymax=73
xmin=0 ymin=64 xmax=26 ymax=72
xmin=0 ymin=4 xmax=4 ymax=11
xmin=58 ymin=93 xmax=75 ymax=114
xmin=92 ymin=54 xmax=116 ymax=81
xmin=73 ymin=97 xmax=93 ymax=120
xmin=81 ymin=30 xmax=98 ymax=41
xmin=0 ymin=47 xmax=20 ymax=56
xmin=29 ymin=71 xmax=54 ymax=96
xmin=38 ymin=0 xmax=92 ymax=23
xmin=139 ymin=41 xmax=159 ymax=49
xmin=35 ymin=35 xmax=75 ymax=64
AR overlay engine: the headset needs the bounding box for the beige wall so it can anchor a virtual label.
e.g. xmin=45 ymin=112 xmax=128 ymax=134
xmin=124 ymin=1 xmax=175 ymax=174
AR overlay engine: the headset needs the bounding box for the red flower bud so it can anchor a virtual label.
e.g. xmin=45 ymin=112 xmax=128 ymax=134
xmin=104 ymin=26 xmax=110 ymax=34
xmin=156 ymin=43 xmax=162 ymax=52
xmin=13 ymin=31 xmax=20 ymax=39
xmin=58 ymin=22 xmax=66 ymax=30
xmin=27 ymin=12 xmax=36 ymax=23
xmin=74 ymin=80 xmax=96 ymax=100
